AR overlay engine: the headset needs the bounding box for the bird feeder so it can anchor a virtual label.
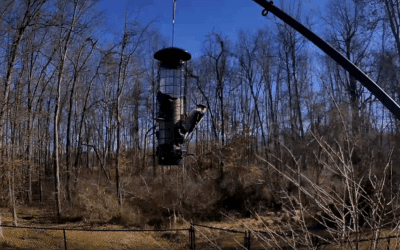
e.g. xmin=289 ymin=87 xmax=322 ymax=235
xmin=154 ymin=47 xmax=191 ymax=165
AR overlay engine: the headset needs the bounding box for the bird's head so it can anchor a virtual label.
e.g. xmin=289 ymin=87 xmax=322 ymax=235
xmin=196 ymin=104 xmax=208 ymax=112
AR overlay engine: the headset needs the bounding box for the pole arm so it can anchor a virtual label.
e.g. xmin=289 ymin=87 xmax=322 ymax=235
xmin=253 ymin=0 xmax=400 ymax=122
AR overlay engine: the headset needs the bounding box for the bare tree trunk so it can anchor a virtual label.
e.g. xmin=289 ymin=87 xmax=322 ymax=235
xmin=8 ymin=168 xmax=17 ymax=226
xmin=54 ymin=105 xmax=62 ymax=218
xmin=27 ymin=114 xmax=33 ymax=204
xmin=38 ymin=120 xmax=43 ymax=203
xmin=54 ymin=1 xmax=78 ymax=219
xmin=383 ymin=0 xmax=400 ymax=59
xmin=66 ymin=40 xmax=95 ymax=202
xmin=281 ymin=48 xmax=295 ymax=138
xmin=115 ymin=24 xmax=129 ymax=207
xmin=0 ymin=213 xmax=2 ymax=239
xmin=75 ymin=61 xmax=99 ymax=169
xmin=216 ymin=39 xmax=227 ymax=145
xmin=292 ymin=55 xmax=304 ymax=138
xmin=9 ymin=116 xmax=17 ymax=226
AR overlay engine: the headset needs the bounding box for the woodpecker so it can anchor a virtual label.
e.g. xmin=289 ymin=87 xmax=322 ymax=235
xmin=184 ymin=104 xmax=207 ymax=139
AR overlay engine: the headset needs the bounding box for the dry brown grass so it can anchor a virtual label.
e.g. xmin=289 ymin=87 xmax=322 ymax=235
xmin=0 ymin=227 xmax=189 ymax=250
xmin=0 ymin=206 xmax=281 ymax=250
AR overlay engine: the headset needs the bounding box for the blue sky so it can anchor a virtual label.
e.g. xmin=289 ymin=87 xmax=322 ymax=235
xmin=99 ymin=0 xmax=328 ymax=58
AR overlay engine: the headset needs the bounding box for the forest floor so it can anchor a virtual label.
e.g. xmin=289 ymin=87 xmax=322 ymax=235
xmin=0 ymin=206 xmax=277 ymax=249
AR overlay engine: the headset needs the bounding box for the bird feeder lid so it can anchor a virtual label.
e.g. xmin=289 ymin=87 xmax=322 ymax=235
xmin=154 ymin=47 xmax=191 ymax=64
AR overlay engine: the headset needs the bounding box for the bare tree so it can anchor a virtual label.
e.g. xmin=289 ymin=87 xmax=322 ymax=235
xmin=50 ymin=0 xmax=101 ymax=217
xmin=379 ymin=0 xmax=400 ymax=59
xmin=276 ymin=1 xmax=309 ymax=139
xmin=113 ymin=14 xmax=153 ymax=205
xmin=0 ymin=0 xmax=48 ymax=141
xmin=235 ymin=29 xmax=268 ymax=156
xmin=258 ymin=127 xmax=396 ymax=249
xmin=323 ymin=0 xmax=378 ymax=136
xmin=203 ymin=33 xmax=230 ymax=145
xmin=65 ymin=38 xmax=97 ymax=201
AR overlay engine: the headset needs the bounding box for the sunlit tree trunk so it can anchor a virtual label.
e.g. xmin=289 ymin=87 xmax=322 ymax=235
xmin=66 ymin=40 xmax=95 ymax=202
xmin=53 ymin=1 xmax=78 ymax=218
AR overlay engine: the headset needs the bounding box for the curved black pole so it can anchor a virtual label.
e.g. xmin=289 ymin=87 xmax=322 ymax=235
xmin=253 ymin=0 xmax=400 ymax=122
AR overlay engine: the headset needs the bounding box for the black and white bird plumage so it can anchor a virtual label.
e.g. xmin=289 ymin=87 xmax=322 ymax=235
xmin=184 ymin=104 xmax=207 ymax=139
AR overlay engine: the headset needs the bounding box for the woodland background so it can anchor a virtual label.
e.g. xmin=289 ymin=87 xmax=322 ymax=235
xmin=1 ymin=0 xmax=400 ymax=248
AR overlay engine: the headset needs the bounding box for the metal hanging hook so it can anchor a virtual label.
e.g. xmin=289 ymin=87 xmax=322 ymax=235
xmin=262 ymin=9 xmax=269 ymax=16
xmin=261 ymin=1 xmax=273 ymax=16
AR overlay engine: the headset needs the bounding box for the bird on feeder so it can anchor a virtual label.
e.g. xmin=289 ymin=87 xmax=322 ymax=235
xmin=156 ymin=91 xmax=177 ymax=121
xmin=184 ymin=104 xmax=208 ymax=140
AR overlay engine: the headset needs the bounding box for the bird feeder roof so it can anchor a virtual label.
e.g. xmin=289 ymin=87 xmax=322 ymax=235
xmin=154 ymin=47 xmax=191 ymax=63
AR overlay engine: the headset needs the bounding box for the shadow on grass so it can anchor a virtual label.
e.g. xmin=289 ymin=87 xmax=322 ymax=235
xmin=0 ymin=241 xmax=24 ymax=250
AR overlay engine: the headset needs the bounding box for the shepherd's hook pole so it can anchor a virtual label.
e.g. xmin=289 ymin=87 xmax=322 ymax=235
xmin=252 ymin=0 xmax=400 ymax=122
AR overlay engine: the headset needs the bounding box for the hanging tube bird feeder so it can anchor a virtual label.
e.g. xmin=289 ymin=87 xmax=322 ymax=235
xmin=154 ymin=47 xmax=191 ymax=165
